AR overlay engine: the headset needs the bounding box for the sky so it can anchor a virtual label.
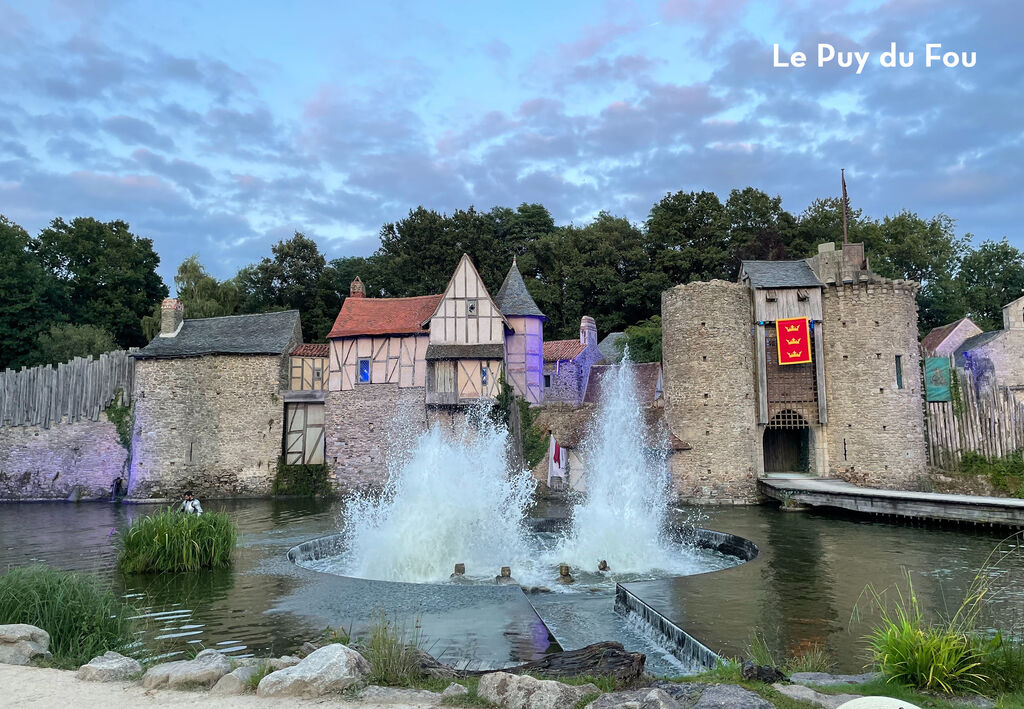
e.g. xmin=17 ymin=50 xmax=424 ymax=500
xmin=1 ymin=0 xmax=1021 ymax=287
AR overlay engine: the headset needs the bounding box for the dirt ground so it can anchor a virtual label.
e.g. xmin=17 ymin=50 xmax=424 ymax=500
xmin=0 ymin=664 xmax=442 ymax=709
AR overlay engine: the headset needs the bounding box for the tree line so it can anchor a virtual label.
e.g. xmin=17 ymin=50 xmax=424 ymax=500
xmin=2 ymin=186 xmax=1022 ymax=371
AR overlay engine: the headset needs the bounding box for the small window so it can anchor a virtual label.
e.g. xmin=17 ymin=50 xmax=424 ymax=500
xmin=358 ymin=358 xmax=371 ymax=383
xmin=467 ymin=299 xmax=478 ymax=315
xmin=544 ymin=374 xmax=551 ymax=388
xmin=481 ymin=366 xmax=489 ymax=387
xmin=895 ymin=355 xmax=903 ymax=389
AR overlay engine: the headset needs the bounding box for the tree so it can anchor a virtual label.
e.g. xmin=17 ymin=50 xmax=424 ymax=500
xmin=646 ymin=190 xmax=732 ymax=285
xmin=33 ymin=323 xmax=117 ymax=365
xmin=142 ymin=255 xmax=240 ymax=339
xmin=236 ymin=233 xmax=341 ymax=341
xmin=0 ymin=216 xmax=61 ymax=370
xmin=619 ymin=316 xmax=662 ymax=363
xmin=31 ymin=217 xmax=167 ymax=348
xmin=724 ymin=187 xmax=799 ymax=266
xmin=958 ymin=239 xmax=1024 ymax=331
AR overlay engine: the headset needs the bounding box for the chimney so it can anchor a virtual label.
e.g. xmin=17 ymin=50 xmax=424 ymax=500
xmin=580 ymin=316 xmax=597 ymax=347
xmin=160 ymin=298 xmax=183 ymax=337
xmin=350 ymin=276 xmax=366 ymax=299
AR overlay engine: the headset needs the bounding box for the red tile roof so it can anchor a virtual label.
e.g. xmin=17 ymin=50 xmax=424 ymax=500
xmin=291 ymin=343 xmax=329 ymax=357
xmin=921 ymin=318 xmax=969 ymax=354
xmin=543 ymin=339 xmax=586 ymax=362
xmin=328 ymin=294 xmax=442 ymax=338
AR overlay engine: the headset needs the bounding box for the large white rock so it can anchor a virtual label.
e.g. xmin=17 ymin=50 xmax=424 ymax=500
xmin=256 ymin=643 xmax=371 ymax=698
xmin=141 ymin=649 xmax=232 ymax=689
xmin=477 ymin=671 xmax=600 ymax=709
xmin=0 ymin=624 xmax=51 ymax=665
xmin=774 ymin=683 xmax=862 ymax=708
xmin=76 ymin=651 xmax=143 ymax=682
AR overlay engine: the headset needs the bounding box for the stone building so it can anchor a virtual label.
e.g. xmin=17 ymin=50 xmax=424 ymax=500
xmin=921 ymin=318 xmax=983 ymax=357
xmin=542 ymin=316 xmax=604 ymax=405
xmin=953 ymin=295 xmax=1024 ymax=401
xmin=324 ymin=255 xmax=551 ymax=488
xmin=129 ymin=299 xmax=302 ymax=499
xmin=662 ymin=242 xmax=926 ymax=503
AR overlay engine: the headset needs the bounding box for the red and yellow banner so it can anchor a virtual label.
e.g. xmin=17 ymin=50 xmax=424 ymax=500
xmin=776 ymin=317 xmax=811 ymax=365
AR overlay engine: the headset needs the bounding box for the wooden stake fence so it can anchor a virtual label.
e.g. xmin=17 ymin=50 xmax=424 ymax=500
xmin=0 ymin=350 xmax=136 ymax=429
xmin=927 ymin=361 xmax=1024 ymax=470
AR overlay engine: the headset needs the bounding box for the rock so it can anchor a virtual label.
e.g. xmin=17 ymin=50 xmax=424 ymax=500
xmin=589 ymin=687 xmax=682 ymax=708
xmin=951 ymin=698 xmax=995 ymax=709
xmin=256 ymin=643 xmax=370 ymax=698
xmin=359 ymin=685 xmax=443 ymax=703
xmin=742 ymin=661 xmax=786 ymax=683
xmin=141 ymin=649 xmax=232 ymax=689
xmin=648 ymin=681 xmax=707 ymax=704
xmin=477 ymin=671 xmax=600 ymax=709
xmin=790 ymin=672 xmax=878 ymax=687
xmin=0 ymin=624 xmax=51 ymax=666
xmin=76 ymin=651 xmax=143 ymax=682
xmin=211 ymin=665 xmax=261 ymax=695
xmin=773 ymin=683 xmax=860 ymax=708
xmin=442 ymin=682 xmax=469 ymax=698
xmin=297 ymin=641 xmax=320 ymax=657
xmin=412 ymin=648 xmax=458 ymax=678
xmin=693 ymin=684 xmax=774 ymax=709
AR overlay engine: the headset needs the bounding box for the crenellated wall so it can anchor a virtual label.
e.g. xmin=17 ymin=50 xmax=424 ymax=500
xmin=0 ymin=417 xmax=128 ymax=500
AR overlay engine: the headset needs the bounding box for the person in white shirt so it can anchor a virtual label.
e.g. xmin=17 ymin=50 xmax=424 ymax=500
xmin=179 ymin=491 xmax=203 ymax=515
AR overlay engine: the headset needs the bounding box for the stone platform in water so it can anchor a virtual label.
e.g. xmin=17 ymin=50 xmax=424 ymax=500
xmin=759 ymin=476 xmax=1024 ymax=527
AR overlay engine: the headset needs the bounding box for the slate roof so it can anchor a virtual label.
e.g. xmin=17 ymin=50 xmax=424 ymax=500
xmin=291 ymin=343 xmax=329 ymax=357
xmin=921 ymin=318 xmax=972 ymax=355
xmin=425 ymin=344 xmax=505 ymax=360
xmin=597 ymin=332 xmax=625 ymax=363
xmin=328 ymin=294 xmax=442 ymax=338
xmin=954 ymin=330 xmax=1004 ymax=366
xmin=741 ymin=260 xmax=824 ymax=289
xmin=494 ymin=259 xmax=545 ymax=318
xmin=135 ymin=310 xmax=300 ymax=359
xmin=543 ymin=339 xmax=587 ymax=362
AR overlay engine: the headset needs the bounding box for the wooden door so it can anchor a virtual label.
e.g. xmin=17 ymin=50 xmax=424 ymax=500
xmin=285 ymin=403 xmax=325 ymax=465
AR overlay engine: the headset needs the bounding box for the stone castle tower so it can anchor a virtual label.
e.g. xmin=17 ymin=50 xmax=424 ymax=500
xmin=662 ymin=242 xmax=926 ymax=503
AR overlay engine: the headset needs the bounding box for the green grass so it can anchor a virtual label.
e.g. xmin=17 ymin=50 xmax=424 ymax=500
xmin=958 ymin=451 xmax=1024 ymax=498
xmin=117 ymin=509 xmax=237 ymax=573
xmin=245 ymin=661 xmax=275 ymax=691
xmin=0 ymin=565 xmax=137 ymax=669
xmin=355 ymin=612 xmax=426 ymax=687
xmin=745 ymin=631 xmax=835 ymax=674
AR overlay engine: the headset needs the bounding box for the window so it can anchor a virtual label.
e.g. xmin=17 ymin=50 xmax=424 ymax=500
xmin=467 ymin=299 xmax=478 ymax=315
xmin=358 ymin=358 xmax=370 ymax=383
xmin=544 ymin=374 xmax=551 ymax=388
xmin=480 ymin=366 xmax=489 ymax=387
xmin=895 ymin=355 xmax=904 ymax=389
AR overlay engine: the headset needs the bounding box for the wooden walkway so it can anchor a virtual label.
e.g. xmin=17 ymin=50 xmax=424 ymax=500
xmin=758 ymin=476 xmax=1024 ymax=527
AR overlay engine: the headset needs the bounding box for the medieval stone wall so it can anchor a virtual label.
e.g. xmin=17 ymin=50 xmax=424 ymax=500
xmin=129 ymin=355 xmax=284 ymax=499
xmin=967 ymin=329 xmax=1024 ymax=400
xmin=0 ymin=417 xmax=127 ymax=500
xmin=324 ymin=384 xmax=427 ymax=490
xmin=662 ymin=280 xmax=761 ymax=503
xmin=543 ymin=360 xmax=584 ymax=404
xmin=820 ymin=282 xmax=926 ymax=488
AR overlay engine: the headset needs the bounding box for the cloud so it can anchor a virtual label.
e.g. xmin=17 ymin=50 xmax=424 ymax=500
xmin=102 ymin=115 xmax=175 ymax=150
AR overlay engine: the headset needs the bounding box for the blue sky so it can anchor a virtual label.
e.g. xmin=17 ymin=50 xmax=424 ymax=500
xmin=1 ymin=0 xmax=1020 ymax=286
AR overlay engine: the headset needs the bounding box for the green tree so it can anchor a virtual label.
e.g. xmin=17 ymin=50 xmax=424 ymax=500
xmin=646 ymin=190 xmax=731 ymax=285
xmin=31 ymin=217 xmax=167 ymax=348
xmin=142 ymin=255 xmax=240 ymax=339
xmin=619 ymin=315 xmax=662 ymax=363
xmin=236 ymin=233 xmax=341 ymax=341
xmin=724 ymin=187 xmax=799 ymax=266
xmin=958 ymin=239 xmax=1024 ymax=331
xmin=33 ymin=324 xmax=117 ymax=365
xmin=0 ymin=216 xmax=60 ymax=370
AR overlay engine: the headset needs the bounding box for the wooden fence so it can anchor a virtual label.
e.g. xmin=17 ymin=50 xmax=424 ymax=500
xmin=0 ymin=350 xmax=136 ymax=429
xmin=926 ymin=365 xmax=1024 ymax=470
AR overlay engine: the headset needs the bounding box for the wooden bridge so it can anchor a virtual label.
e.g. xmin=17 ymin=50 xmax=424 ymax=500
xmin=758 ymin=476 xmax=1024 ymax=528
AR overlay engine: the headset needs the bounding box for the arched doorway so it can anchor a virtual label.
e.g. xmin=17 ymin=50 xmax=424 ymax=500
xmin=763 ymin=410 xmax=811 ymax=474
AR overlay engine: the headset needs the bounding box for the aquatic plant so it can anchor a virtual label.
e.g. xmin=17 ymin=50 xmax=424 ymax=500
xmin=0 ymin=565 xmax=136 ymax=669
xmin=117 ymin=509 xmax=237 ymax=573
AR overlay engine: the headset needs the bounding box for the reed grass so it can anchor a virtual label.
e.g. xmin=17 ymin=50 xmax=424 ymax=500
xmin=0 ymin=565 xmax=136 ymax=669
xmin=117 ymin=509 xmax=237 ymax=573
xmin=357 ymin=612 xmax=425 ymax=687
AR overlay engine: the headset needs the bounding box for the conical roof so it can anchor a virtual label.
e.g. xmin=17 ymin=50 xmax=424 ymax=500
xmin=494 ymin=258 xmax=545 ymax=318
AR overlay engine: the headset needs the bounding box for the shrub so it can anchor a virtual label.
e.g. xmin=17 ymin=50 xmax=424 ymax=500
xmin=272 ymin=460 xmax=333 ymax=496
xmin=958 ymin=451 xmax=1024 ymax=498
xmin=0 ymin=565 xmax=136 ymax=669
xmin=118 ymin=509 xmax=237 ymax=573
xmin=356 ymin=612 xmax=424 ymax=686
xmin=744 ymin=631 xmax=835 ymax=674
